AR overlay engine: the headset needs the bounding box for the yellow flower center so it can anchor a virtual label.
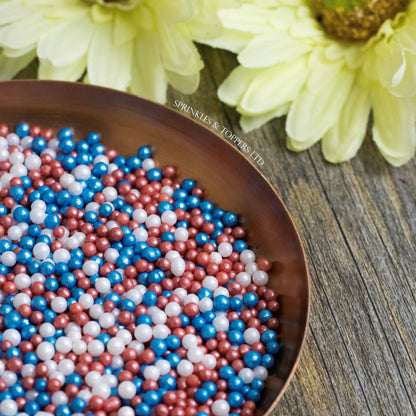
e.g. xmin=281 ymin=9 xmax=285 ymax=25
xmin=314 ymin=0 xmax=409 ymax=40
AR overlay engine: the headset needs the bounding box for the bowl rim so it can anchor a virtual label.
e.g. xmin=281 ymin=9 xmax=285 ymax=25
xmin=0 ymin=79 xmax=311 ymax=413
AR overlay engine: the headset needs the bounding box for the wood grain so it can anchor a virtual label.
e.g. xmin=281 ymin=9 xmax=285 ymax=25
xmin=16 ymin=45 xmax=416 ymax=415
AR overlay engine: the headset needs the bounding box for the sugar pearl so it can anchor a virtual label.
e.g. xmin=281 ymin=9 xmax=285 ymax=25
xmin=85 ymin=371 xmax=102 ymax=387
xmin=36 ymin=342 xmax=55 ymax=361
xmin=55 ymin=336 xmax=72 ymax=353
xmin=118 ymin=381 xmax=136 ymax=399
xmin=133 ymin=208 xmax=147 ymax=223
xmin=51 ymin=296 xmax=67 ymax=313
xmin=199 ymin=298 xmax=213 ymax=313
xmin=88 ymin=340 xmax=105 ymax=356
xmin=240 ymin=249 xmax=256 ymax=264
xmin=213 ymin=316 xmax=229 ymax=332
xmin=153 ymin=324 xmax=169 ymax=339
xmin=244 ymin=328 xmax=260 ymax=345
xmin=134 ymin=324 xmax=152 ymax=342
xmin=0 ymin=399 xmax=18 ymax=416
xmin=92 ymin=383 xmax=111 ymax=399
xmin=161 ymin=210 xmax=177 ymax=225
xmin=171 ymin=257 xmax=185 ymax=276
xmin=177 ymin=360 xmax=193 ymax=377
xmin=211 ymin=399 xmax=230 ymax=416
xmin=165 ymin=301 xmax=181 ymax=317
xmin=118 ymin=407 xmax=135 ymax=416
xmin=143 ymin=365 xmax=160 ymax=380
xmin=182 ymin=334 xmax=198 ymax=349
xmin=239 ymin=368 xmax=254 ymax=384
xmin=187 ymin=347 xmax=204 ymax=363
xmin=236 ymin=272 xmax=251 ymax=287
xmin=107 ymin=338 xmax=125 ymax=356
xmin=203 ymin=275 xmax=218 ymax=291
xmin=253 ymin=270 xmax=269 ymax=285
xmin=253 ymin=366 xmax=268 ymax=380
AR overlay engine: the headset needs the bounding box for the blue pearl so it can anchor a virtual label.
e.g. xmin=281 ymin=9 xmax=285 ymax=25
xmin=62 ymin=155 xmax=76 ymax=170
xmin=228 ymin=391 xmax=244 ymax=408
xmin=137 ymin=145 xmax=151 ymax=160
xmin=61 ymin=272 xmax=76 ymax=288
xmin=65 ymin=373 xmax=82 ymax=387
xmin=223 ymin=211 xmax=238 ymax=226
xmin=36 ymin=392 xmax=50 ymax=406
xmin=202 ymin=381 xmax=217 ymax=397
xmin=157 ymin=201 xmax=173 ymax=213
xmin=136 ymin=314 xmax=152 ymax=325
xmin=166 ymin=352 xmax=180 ymax=368
xmin=58 ymin=127 xmax=73 ymax=141
xmin=150 ymin=339 xmax=167 ymax=356
xmin=31 ymin=296 xmax=47 ymax=311
xmin=251 ymin=378 xmax=265 ymax=391
xmin=23 ymin=352 xmax=38 ymax=365
xmin=135 ymin=402 xmax=151 ymax=416
xmin=13 ymin=206 xmax=29 ymax=222
xmin=0 ymin=204 xmax=7 ymax=216
xmin=24 ymin=401 xmax=40 ymax=415
xmin=219 ymin=366 xmax=235 ymax=380
xmin=233 ymin=240 xmax=248 ymax=253
xmin=195 ymin=233 xmax=209 ymax=246
xmin=245 ymin=389 xmax=261 ymax=402
xmin=228 ymin=330 xmax=244 ymax=346
xmin=35 ymin=378 xmax=47 ymax=392
xmin=230 ymin=297 xmax=243 ymax=311
xmin=192 ymin=316 xmax=205 ymax=331
xmin=262 ymin=353 xmax=275 ymax=369
xmin=194 ymin=388 xmax=209 ymax=403
xmin=86 ymin=132 xmax=100 ymax=144
xmin=44 ymin=213 xmax=60 ymax=229
xmin=230 ymin=319 xmax=245 ymax=332
xmin=16 ymin=249 xmax=31 ymax=265
xmin=10 ymin=383 xmax=24 ymax=398
xmin=266 ymin=340 xmax=280 ymax=354
xmin=200 ymin=200 xmax=214 ymax=212
xmin=9 ymin=185 xmax=25 ymax=201
xmin=213 ymin=295 xmax=230 ymax=311
xmin=173 ymin=189 xmax=187 ymax=200
xmin=159 ymin=374 xmax=176 ymax=390
xmin=166 ymin=335 xmax=180 ymax=350
xmin=6 ymin=347 xmax=20 ymax=359
xmin=16 ymin=122 xmax=30 ymax=137
xmin=146 ymin=168 xmax=162 ymax=181
xmin=261 ymin=329 xmax=277 ymax=343
xmin=58 ymin=137 xmax=75 ymax=154
xmin=4 ymin=311 xmax=22 ymax=329
xmin=200 ymin=324 xmax=216 ymax=340
xmin=243 ymin=293 xmax=258 ymax=308
xmin=181 ymin=178 xmax=195 ymax=191
xmin=228 ymin=376 xmax=243 ymax=391
xmin=244 ymin=351 xmax=262 ymax=368
xmin=186 ymin=195 xmax=200 ymax=208
xmin=92 ymin=161 xmax=108 ymax=177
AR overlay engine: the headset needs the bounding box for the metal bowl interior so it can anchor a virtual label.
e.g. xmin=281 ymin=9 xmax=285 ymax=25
xmin=0 ymin=80 xmax=310 ymax=415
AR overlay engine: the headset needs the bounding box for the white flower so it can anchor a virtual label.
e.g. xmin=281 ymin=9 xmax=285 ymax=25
xmin=207 ymin=0 xmax=416 ymax=165
xmin=0 ymin=0 xmax=237 ymax=103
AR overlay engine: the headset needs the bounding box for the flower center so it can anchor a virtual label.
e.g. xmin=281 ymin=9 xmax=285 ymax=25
xmin=314 ymin=0 xmax=409 ymax=40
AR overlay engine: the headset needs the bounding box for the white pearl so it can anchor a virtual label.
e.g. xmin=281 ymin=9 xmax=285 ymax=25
xmin=240 ymin=249 xmax=255 ymax=264
xmin=142 ymin=158 xmax=155 ymax=170
xmin=161 ymin=210 xmax=176 ymax=225
xmin=88 ymin=340 xmax=105 ymax=356
xmin=174 ymin=227 xmax=188 ymax=242
xmin=52 ymin=391 xmax=68 ymax=405
xmin=239 ymin=368 xmax=254 ymax=384
xmin=118 ymin=381 xmax=136 ymax=399
xmin=183 ymin=294 xmax=199 ymax=305
xmin=210 ymin=252 xmax=222 ymax=265
xmin=133 ymin=227 xmax=148 ymax=241
xmin=134 ymin=324 xmax=152 ymax=342
xmin=9 ymin=150 xmax=24 ymax=164
xmin=171 ymin=257 xmax=185 ymax=276
xmin=213 ymin=316 xmax=229 ymax=332
xmin=202 ymin=354 xmax=217 ymax=369
xmin=85 ymin=371 xmax=102 ymax=387
xmin=243 ymin=328 xmax=260 ymax=345
xmin=60 ymin=173 xmax=75 ymax=188
xmin=253 ymin=366 xmax=268 ymax=380
xmin=133 ymin=209 xmax=147 ymax=223
xmin=245 ymin=261 xmax=258 ymax=275
xmin=72 ymin=340 xmax=87 ymax=355
xmin=14 ymin=272 xmax=31 ymax=289
xmin=36 ymin=342 xmax=55 ymax=361
xmin=7 ymin=225 xmax=22 ymax=241
xmin=72 ymin=165 xmax=91 ymax=180
xmin=48 ymin=138 xmax=59 ymax=151
xmin=79 ymin=293 xmax=94 ymax=309
xmin=253 ymin=270 xmax=269 ymax=286
xmin=1 ymin=251 xmax=16 ymax=267
xmin=165 ymin=301 xmax=181 ymax=317
xmin=125 ymin=289 xmax=143 ymax=305
xmin=51 ymin=296 xmax=67 ymax=313
xmin=0 ymin=173 xmax=12 ymax=187
xmin=182 ymin=334 xmax=198 ymax=349
xmin=1 ymin=371 xmax=17 ymax=386
xmin=86 ymin=202 xmax=100 ymax=213
xmin=39 ymin=323 xmax=55 ymax=338
xmin=155 ymin=359 xmax=171 ymax=375
xmin=55 ymin=336 xmax=72 ymax=353
xmin=49 ymin=370 xmax=65 ymax=384
xmin=33 ymin=242 xmax=50 ymax=260
xmin=145 ymin=214 xmax=161 ymax=228
xmin=152 ymin=324 xmax=169 ymax=339
xmin=53 ymin=248 xmax=71 ymax=264
xmin=102 ymin=374 xmax=118 ymax=387
xmin=211 ymin=399 xmax=230 ymax=416
xmin=107 ymin=338 xmax=125 ymax=356
xmin=12 ymin=293 xmax=31 ymax=308
xmin=25 ymin=154 xmax=41 ymax=170
xmin=118 ymin=406 xmax=135 ymax=416
xmin=173 ymin=288 xmax=187 ymax=300
xmin=68 ymin=181 xmax=83 ymax=196
xmin=199 ymin=298 xmax=213 ymax=313
xmin=77 ymin=389 xmax=92 ymax=403
xmin=104 ymin=248 xmax=119 ymax=262
xmin=128 ymin=341 xmax=144 ymax=355
xmin=95 ymin=277 xmax=111 ymax=293
xmin=117 ymin=329 xmax=133 ymax=345
xmin=83 ymin=260 xmax=99 ymax=276
xmin=177 ymin=360 xmax=193 ymax=377
xmin=58 ymin=359 xmax=75 ymax=376
xmin=21 ymin=364 xmax=35 ymax=377
xmin=83 ymin=321 xmax=101 ymax=336
xmin=218 ymin=242 xmax=233 ymax=257
xmin=0 ymin=399 xmax=18 ymax=416
xmin=236 ymin=272 xmax=251 ymax=287
xmin=10 ymin=163 xmax=27 ymax=176
xmin=3 ymin=329 xmax=20 ymax=346
xmin=103 ymin=186 xmax=118 ymax=202
xmin=213 ymin=287 xmax=229 ymax=298
xmin=7 ymin=133 xmax=19 ymax=145
xmin=165 ymin=250 xmax=180 ymax=261
xmin=92 ymin=383 xmax=111 ymax=399
xmin=187 ymin=347 xmax=204 ymax=363
xmin=202 ymin=275 xmax=218 ymax=291
xmin=89 ymin=304 xmax=104 ymax=319
xmin=143 ymin=365 xmax=160 ymax=380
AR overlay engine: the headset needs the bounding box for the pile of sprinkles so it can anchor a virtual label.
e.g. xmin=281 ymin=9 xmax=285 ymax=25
xmin=0 ymin=123 xmax=280 ymax=416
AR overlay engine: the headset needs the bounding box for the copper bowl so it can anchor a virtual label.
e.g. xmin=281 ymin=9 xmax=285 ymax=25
xmin=0 ymin=80 xmax=310 ymax=415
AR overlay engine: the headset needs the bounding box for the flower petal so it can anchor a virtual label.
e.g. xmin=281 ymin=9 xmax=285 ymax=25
xmin=130 ymin=30 xmax=167 ymax=103
xmin=88 ymin=24 xmax=132 ymax=90
xmin=322 ymin=81 xmax=371 ymax=163
xmin=372 ymin=85 xmax=416 ymax=166
xmin=375 ymin=40 xmax=407 ymax=89
xmin=159 ymin=23 xmax=203 ymax=76
xmin=391 ymin=51 xmax=416 ymax=97
xmin=202 ymin=28 xmax=254 ymax=54
xmin=239 ymin=57 xmax=308 ymax=114
xmin=269 ymin=7 xmax=296 ymax=30
xmin=0 ymin=11 xmax=58 ymax=50
xmin=286 ymin=68 xmax=354 ymax=150
xmin=238 ymin=31 xmax=310 ymax=68
xmin=38 ymin=55 xmax=87 ymax=81
xmin=113 ymin=8 xmax=141 ymax=47
xmin=218 ymin=65 xmax=261 ymax=107
xmin=0 ymin=0 xmax=32 ymax=26
xmin=0 ymin=48 xmax=35 ymax=80
xmin=38 ymin=13 xmax=94 ymax=67
xmin=153 ymin=0 xmax=195 ymax=24
xmin=166 ymin=70 xmax=199 ymax=95
xmin=218 ymin=5 xmax=273 ymax=34
xmin=240 ymin=103 xmax=290 ymax=132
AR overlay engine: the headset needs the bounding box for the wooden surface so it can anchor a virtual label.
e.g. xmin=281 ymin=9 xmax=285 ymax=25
xmin=17 ymin=46 xmax=416 ymax=415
